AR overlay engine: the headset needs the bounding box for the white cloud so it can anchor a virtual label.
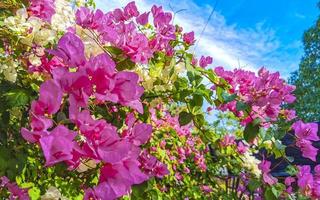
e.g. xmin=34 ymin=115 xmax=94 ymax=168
xmin=95 ymin=0 xmax=299 ymax=77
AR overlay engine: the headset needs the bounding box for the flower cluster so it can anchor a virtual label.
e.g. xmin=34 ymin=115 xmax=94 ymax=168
xmin=0 ymin=176 xmax=29 ymax=200
xmin=150 ymin=106 xmax=208 ymax=175
xmin=1 ymin=0 xmax=320 ymax=199
xmin=295 ymin=165 xmax=320 ymax=198
xmin=75 ymin=2 xmax=176 ymax=64
xmin=214 ymin=67 xmax=296 ymax=126
xmin=292 ymin=120 xmax=319 ymax=161
xmin=20 ymin=31 xmax=166 ymax=199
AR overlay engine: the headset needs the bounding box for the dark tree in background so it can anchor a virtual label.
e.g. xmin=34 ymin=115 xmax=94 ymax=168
xmin=289 ymin=4 xmax=320 ymax=122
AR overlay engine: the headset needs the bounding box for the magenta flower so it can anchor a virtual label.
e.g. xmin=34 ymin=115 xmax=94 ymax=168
xmin=39 ymin=125 xmax=78 ymax=166
xmin=36 ymin=80 xmax=63 ymax=115
xmin=123 ymin=1 xmax=140 ymax=20
xmin=296 ymin=139 xmax=318 ymax=161
xmin=125 ymin=123 xmax=153 ymax=146
xmin=28 ymin=0 xmax=55 ymax=22
xmin=76 ymin=7 xmax=94 ymax=28
xmin=292 ymin=120 xmax=319 ymax=141
xmin=49 ymin=32 xmax=86 ymax=67
xmin=285 ymin=177 xmax=295 ymax=194
xmin=21 ymin=128 xmax=48 ymax=143
xmin=113 ymin=71 xmax=144 ymax=113
xmin=84 ymin=182 xmax=117 ymax=200
xmin=199 ymin=56 xmax=213 ymax=68
xmin=183 ymin=31 xmax=195 ymax=45
xmin=200 ymin=185 xmax=213 ymax=193
xmin=139 ymin=150 xmax=169 ymax=178
xmin=29 ymin=114 xmax=53 ymax=131
xmin=220 ymin=134 xmax=235 ymax=147
xmin=96 ymin=160 xmax=148 ymax=199
xmin=213 ymin=67 xmax=296 ymax=125
xmin=1 ymin=176 xmax=30 ymax=200
xmin=237 ymin=141 xmax=248 ymax=154
xmin=258 ymin=159 xmax=277 ymax=185
xmin=136 ymin=12 xmax=150 ymax=25
xmin=297 ymin=165 xmax=314 ymax=193
xmin=122 ymin=33 xmax=153 ymax=64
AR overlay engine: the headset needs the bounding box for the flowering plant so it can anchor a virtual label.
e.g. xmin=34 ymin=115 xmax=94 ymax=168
xmin=0 ymin=0 xmax=319 ymax=199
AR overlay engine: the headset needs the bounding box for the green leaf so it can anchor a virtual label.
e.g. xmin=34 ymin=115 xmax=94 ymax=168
xmin=285 ymin=165 xmax=298 ymax=176
xmin=271 ymin=183 xmax=286 ymax=198
xmin=149 ymin=62 xmax=163 ymax=78
xmin=194 ymin=114 xmax=205 ymax=127
xmin=131 ymin=181 xmax=148 ymax=199
xmin=264 ymin=187 xmax=277 ymax=200
xmin=116 ymin=58 xmax=135 ymax=71
xmin=174 ymin=77 xmax=189 ymax=90
xmin=247 ymin=179 xmax=261 ymax=192
xmin=221 ymin=92 xmax=237 ymax=103
xmin=243 ymin=121 xmax=260 ymax=142
xmin=178 ymin=111 xmax=193 ymax=126
xmin=3 ymin=89 xmax=30 ymax=107
xmin=105 ymin=46 xmax=122 ymax=55
xmin=190 ymin=94 xmax=203 ymax=107
xmin=236 ymin=101 xmax=249 ymax=111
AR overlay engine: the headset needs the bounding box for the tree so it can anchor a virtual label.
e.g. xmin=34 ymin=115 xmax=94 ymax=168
xmin=289 ymin=8 xmax=320 ymax=122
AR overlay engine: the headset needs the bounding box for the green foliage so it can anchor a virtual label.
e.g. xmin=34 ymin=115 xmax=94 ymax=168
xmin=289 ymin=12 xmax=320 ymax=122
xmin=243 ymin=119 xmax=260 ymax=142
xmin=178 ymin=111 xmax=193 ymax=126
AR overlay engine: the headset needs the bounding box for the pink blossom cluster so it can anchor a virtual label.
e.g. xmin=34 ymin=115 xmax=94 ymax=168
xmin=237 ymin=173 xmax=263 ymax=199
xmin=21 ymin=32 xmax=168 ymax=199
xmin=258 ymin=159 xmax=277 ymax=186
xmin=219 ymin=134 xmax=248 ymax=154
xmin=150 ymin=107 xmax=207 ymax=174
xmin=294 ymin=165 xmax=320 ymax=199
xmin=0 ymin=176 xmax=29 ymax=200
xmin=292 ymin=120 xmax=319 ymax=161
xmin=75 ymin=1 xmax=176 ymax=64
xmin=214 ymin=67 xmax=296 ymax=126
xmin=28 ymin=0 xmax=56 ymax=22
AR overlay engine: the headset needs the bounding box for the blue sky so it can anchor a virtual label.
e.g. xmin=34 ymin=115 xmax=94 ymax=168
xmin=97 ymin=0 xmax=319 ymax=79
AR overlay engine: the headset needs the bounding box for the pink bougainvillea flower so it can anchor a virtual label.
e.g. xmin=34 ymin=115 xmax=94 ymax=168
xmin=292 ymin=120 xmax=319 ymax=141
xmin=48 ymin=32 xmax=86 ymax=67
xmin=237 ymin=141 xmax=248 ymax=154
xmin=28 ymin=113 xmax=53 ymax=131
xmin=28 ymin=0 xmax=55 ymax=22
xmin=113 ymin=71 xmax=144 ymax=113
xmin=97 ymin=135 xmax=133 ymax=164
xmin=297 ymin=165 xmax=314 ymax=194
xmin=87 ymin=53 xmax=116 ymax=77
xmin=285 ymin=177 xmax=295 ymax=194
xmin=199 ymin=56 xmax=213 ymax=68
xmin=282 ymin=109 xmax=296 ymax=121
xmin=123 ymin=1 xmax=140 ymax=20
xmin=213 ymin=67 xmax=296 ymax=126
xmin=296 ymin=139 xmax=318 ymax=161
xmin=97 ymin=160 xmax=148 ymax=199
xmin=21 ymin=128 xmax=48 ymax=143
xmin=75 ymin=7 xmax=94 ymax=28
xmin=39 ymin=125 xmax=78 ymax=166
xmin=200 ymin=185 xmax=213 ymax=193
xmin=124 ymin=123 xmax=153 ymax=146
xmin=122 ymin=33 xmax=153 ymax=64
xmin=136 ymin=12 xmax=150 ymax=25
xmin=258 ymin=159 xmax=277 ymax=185
xmin=1 ymin=176 xmax=30 ymax=200
xmin=139 ymin=150 xmax=169 ymax=178
xmin=36 ymin=79 xmax=63 ymax=115
xmin=183 ymin=31 xmax=195 ymax=45
xmin=220 ymin=134 xmax=235 ymax=147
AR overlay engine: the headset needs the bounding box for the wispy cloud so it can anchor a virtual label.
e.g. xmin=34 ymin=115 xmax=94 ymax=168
xmin=95 ymin=0 xmax=300 ymax=78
